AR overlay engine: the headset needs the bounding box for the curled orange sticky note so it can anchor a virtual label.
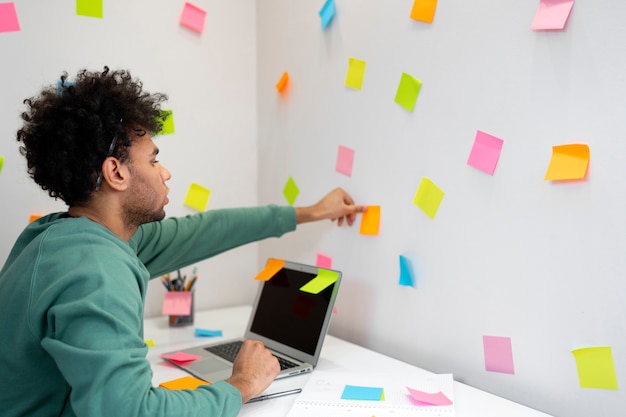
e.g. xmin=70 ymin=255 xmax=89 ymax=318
xmin=276 ymin=72 xmax=289 ymax=92
xmin=544 ymin=144 xmax=590 ymax=181
xmin=254 ymin=258 xmax=284 ymax=281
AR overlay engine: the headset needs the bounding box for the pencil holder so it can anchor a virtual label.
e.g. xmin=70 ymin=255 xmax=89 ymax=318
xmin=168 ymin=291 xmax=194 ymax=327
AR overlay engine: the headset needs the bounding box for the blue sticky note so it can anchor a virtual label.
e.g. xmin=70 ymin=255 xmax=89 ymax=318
xmin=195 ymin=328 xmax=223 ymax=337
xmin=319 ymin=0 xmax=335 ymax=29
xmin=341 ymin=385 xmax=384 ymax=401
xmin=399 ymin=255 xmax=415 ymax=287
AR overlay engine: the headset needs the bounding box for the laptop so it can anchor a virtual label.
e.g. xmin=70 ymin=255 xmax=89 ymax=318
xmin=162 ymin=259 xmax=342 ymax=383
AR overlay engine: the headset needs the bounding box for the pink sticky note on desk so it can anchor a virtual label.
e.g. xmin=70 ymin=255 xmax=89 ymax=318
xmin=161 ymin=351 xmax=202 ymax=363
xmin=162 ymin=291 xmax=193 ymax=316
xmin=467 ymin=130 xmax=504 ymax=175
xmin=483 ymin=335 xmax=515 ymax=374
xmin=0 ymin=3 xmax=20 ymax=33
xmin=531 ymin=0 xmax=574 ymax=30
xmin=180 ymin=2 xmax=207 ymax=33
xmin=407 ymin=387 xmax=453 ymax=406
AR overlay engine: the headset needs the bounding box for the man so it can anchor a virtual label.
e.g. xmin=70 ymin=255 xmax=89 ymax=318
xmin=0 ymin=67 xmax=365 ymax=417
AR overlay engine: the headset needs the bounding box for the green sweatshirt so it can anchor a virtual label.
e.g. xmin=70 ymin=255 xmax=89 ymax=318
xmin=0 ymin=206 xmax=296 ymax=417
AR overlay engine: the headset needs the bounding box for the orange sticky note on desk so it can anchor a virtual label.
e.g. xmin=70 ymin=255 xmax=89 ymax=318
xmin=254 ymin=258 xmax=284 ymax=281
xmin=160 ymin=375 xmax=210 ymax=390
xmin=360 ymin=206 xmax=380 ymax=235
xmin=544 ymin=144 xmax=589 ymax=181
xmin=410 ymin=0 xmax=438 ymax=24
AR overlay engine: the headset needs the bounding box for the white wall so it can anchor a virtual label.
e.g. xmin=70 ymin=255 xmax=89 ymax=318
xmin=257 ymin=1 xmax=626 ymax=417
xmin=0 ymin=0 xmax=260 ymax=317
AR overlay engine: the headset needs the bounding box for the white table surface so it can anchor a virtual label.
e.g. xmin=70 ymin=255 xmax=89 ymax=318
xmin=145 ymin=305 xmax=552 ymax=417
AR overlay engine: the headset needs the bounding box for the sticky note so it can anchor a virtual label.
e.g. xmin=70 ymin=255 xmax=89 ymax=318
xmin=341 ymin=385 xmax=385 ymax=401
xmin=544 ymin=144 xmax=589 ymax=181
xmin=76 ymin=0 xmax=103 ymax=18
xmin=316 ymin=253 xmax=332 ymax=269
xmin=300 ymin=269 xmax=340 ymax=294
xmin=283 ymin=176 xmax=299 ymax=205
xmin=180 ymin=2 xmax=207 ymax=33
xmin=572 ymin=346 xmax=618 ymax=390
xmin=359 ymin=205 xmax=380 ymax=235
xmin=467 ymin=130 xmax=504 ymax=175
xmin=254 ymin=258 xmax=284 ymax=281
xmin=161 ymin=351 xmax=202 ymax=363
xmin=345 ymin=57 xmax=367 ymax=90
xmin=413 ymin=177 xmax=444 ymax=220
xmin=410 ymin=0 xmax=438 ymax=24
xmin=483 ymin=336 xmax=515 ymax=374
xmin=158 ymin=110 xmax=175 ymax=135
xmin=336 ymin=145 xmax=355 ymax=177
xmin=29 ymin=214 xmax=42 ymax=223
xmin=162 ymin=291 xmax=193 ymax=316
xmin=184 ymin=183 xmax=211 ymax=211
xmin=395 ymin=72 xmax=422 ymax=112
xmin=0 ymin=3 xmax=20 ymax=33
xmin=319 ymin=0 xmax=336 ymax=30
xmin=160 ymin=375 xmax=210 ymax=390
xmin=407 ymin=387 xmax=453 ymax=406
xmin=145 ymin=339 xmax=155 ymax=347
xmin=195 ymin=328 xmax=223 ymax=337
xmin=0 ymin=155 xmax=4 ymax=174
xmin=399 ymin=255 xmax=414 ymax=287
xmin=531 ymin=0 xmax=574 ymax=31
xmin=276 ymin=71 xmax=289 ymax=92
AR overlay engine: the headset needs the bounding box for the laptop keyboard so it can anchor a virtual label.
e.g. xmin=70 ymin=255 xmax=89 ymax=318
xmin=204 ymin=340 xmax=299 ymax=371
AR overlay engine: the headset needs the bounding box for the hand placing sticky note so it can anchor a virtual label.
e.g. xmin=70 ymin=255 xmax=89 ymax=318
xmin=160 ymin=375 xmax=210 ymax=390
xmin=531 ymin=0 xmax=574 ymax=31
xmin=254 ymin=258 xmax=284 ymax=281
xmin=76 ymin=0 xmax=103 ymax=19
xmin=161 ymin=351 xmax=203 ymax=364
xmin=395 ymin=72 xmax=422 ymax=112
xmin=184 ymin=183 xmax=211 ymax=211
xmin=276 ymin=71 xmax=289 ymax=92
xmin=359 ymin=205 xmax=380 ymax=235
xmin=544 ymin=144 xmax=589 ymax=181
xmin=483 ymin=335 xmax=515 ymax=374
xmin=300 ymin=269 xmax=340 ymax=294
xmin=399 ymin=255 xmax=415 ymax=287
xmin=162 ymin=292 xmax=193 ymax=316
xmin=336 ymin=145 xmax=355 ymax=177
xmin=407 ymin=387 xmax=453 ymax=406
xmin=158 ymin=110 xmax=175 ymax=135
xmin=180 ymin=2 xmax=207 ymax=33
xmin=345 ymin=57 xmax=367 ymax=90
xmin=410 ymin=0 xmax=438 ymax=24
xmin=467 ymin=130 xmax=504 ymax=175
xmin=0 ymin=3 xmax=20 ymax=33
xmin=413 ymin=178 xmax=444 ymax=220
xmin=572 ymin=346 xmax=618 ymax=390
xmin=341 ymin=385 xmax=384 ymax=401
xmin=319 ymin=0 xmax=336 ymax=29
xmin=283 ymin=176 xmax=299 ymax=205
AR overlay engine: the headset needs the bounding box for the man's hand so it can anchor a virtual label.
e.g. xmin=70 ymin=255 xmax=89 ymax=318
xmin=295 ymin=187 xmax=367 ymax=226
xmin=225 ymin=339 xmax=280 ymax=403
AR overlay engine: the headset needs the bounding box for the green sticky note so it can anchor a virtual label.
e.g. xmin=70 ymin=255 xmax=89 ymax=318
xmin=0 ymin=156 xmax=4 ymax=174
xmin=572 ymin=346 xmax=619 ymax=390
xmin=345 ymin=57 xmax=367 ymax=90
xmin=413 ymin=177 xmax=444 ymax=220
xmin=395 ymin=72 xmax=422 ymax=112
xmin=300 ymin=269 xmax=339 ymax=294
xmin=283 ymin=176 xmax=299 ymax=206
xmin=184 ymin=183 xmax=211 ymax=212
xmin=158 ymin=110 xmax=175 ymax=135
xmin=76 ymin=0 xmax=103 ymax=18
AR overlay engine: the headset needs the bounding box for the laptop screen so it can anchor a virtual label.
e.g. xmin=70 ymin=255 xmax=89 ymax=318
xmin=249 ymin=266 xmax=338 ymax=356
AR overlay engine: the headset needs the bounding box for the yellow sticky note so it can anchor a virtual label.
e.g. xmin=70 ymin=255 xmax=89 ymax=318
xmin=184 ymin=183 xmax=211 ymax=211
xmin=145 ymin=339 xmax=155 ymax=347
xmin=410 ymin=0 xmax=438 ymax=23
xmin=359 ymin=205 xmax=380 ymax=235
xmin=77 ymin=0 xmax=103 ymax=18
xmin=544 ymin=144 xmax=590 ymax=181
xmin=159 ymin=375 xmax=210 ymax=390
xmin=254 ymin=258 xmax=284 ymax=281
xmin=413 ymin=177 xmax=444 ymax=220
xmin=572 ymin=346 xmax=618 ymax=390
xmin=283 ymin=176 xmax=299 ymax=205
xmin=276 ymin=71 xmax=289 ymax=92
xmin=345 ymin=57 xmax=367 ymax=90
xmin=158 ymin=110 xmax=175 ymax=135
xmin=395 ymin=72 xmax=422 ymax=112
xmin=300 ymin=269 xmax=340 ymax=294
xmin=0 ymin=155 xmax=4 ymax=174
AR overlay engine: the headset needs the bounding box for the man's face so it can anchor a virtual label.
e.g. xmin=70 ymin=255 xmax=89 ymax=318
xmin=122 ymin=133 xmax=171 ymax=226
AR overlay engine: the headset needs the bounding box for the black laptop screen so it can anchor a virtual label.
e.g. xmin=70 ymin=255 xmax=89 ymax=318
xmin=249 ymin=267 xmax=336 ymax=356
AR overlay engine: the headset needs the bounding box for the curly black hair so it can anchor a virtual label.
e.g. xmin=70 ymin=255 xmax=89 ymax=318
xmin=16 ymin=66 xmax=168 ymax=206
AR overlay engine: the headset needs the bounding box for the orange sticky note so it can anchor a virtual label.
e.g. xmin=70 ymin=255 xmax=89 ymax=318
xmin=29 ymin=214 xmax=42 ymax=223
xmin=544 ymin=144 xmax=590 ymax=181
xmin=410 ymin=0 xmax=438 ymax=24
xmin=276 ymin=71 xmax=289 ymax=92
xmin=160 ymin=375 xmax=210 ymax=390
xmin=254 ymin=258 xmax=284 ymax=281
xmin=359 ymin=205 xmax=380 ymax=235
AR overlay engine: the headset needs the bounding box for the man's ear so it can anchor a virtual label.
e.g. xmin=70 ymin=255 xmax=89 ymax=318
xmin=101 ymin=157 xmax=129 ymax=191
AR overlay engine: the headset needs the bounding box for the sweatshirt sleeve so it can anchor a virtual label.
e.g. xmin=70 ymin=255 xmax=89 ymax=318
xmin=130 ymin=205 xmax=297 ymax=278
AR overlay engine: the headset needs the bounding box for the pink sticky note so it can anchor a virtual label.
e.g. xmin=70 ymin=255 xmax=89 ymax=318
xmin=407 ymin=387 xmax=453 ymax=406
xmin=161 ymin=351 xmax=202 ymax=363
xmin=180 ymin=2 xmax=207 ymax=33
xmin=483 ymin=335 xmax=515 ymax=374
xmin=162 ymin=291 xmax=193 ymax=316
xmin=530 ymin=0 xmax=574 ymax=30
xmin=467 ymin=130 xmax=504 ymax=175
xmin=0 ymin=3 xmax=20 ymax=33
xmin=316 ymin=253 xmax=332 ymax=269
xmin=336 ymin=145 xmax=355 ymax=177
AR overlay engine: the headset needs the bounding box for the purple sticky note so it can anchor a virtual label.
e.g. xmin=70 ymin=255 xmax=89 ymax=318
xmin=336 ymin=145 xmax=355 ymax=177
xmin=467 ymin=130 xmax=504 ymax=175
xmin=483 ymin=335 xmax=515 ymax=374
xmin=162 ymin=291 xmax=193 ymax=316
xmin=180 ymin=2 xmax=207 ymax=33
xmin=0 ymin=3 xmax=20 ymax=33
xmin=316 ymin=253 xmax=332 ymax=269
xmin=530 ymin=0 xmax=574 ymax=31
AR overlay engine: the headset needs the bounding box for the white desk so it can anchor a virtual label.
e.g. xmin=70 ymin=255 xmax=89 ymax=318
xmin=145 ymin=306 xmax=552 ymax=417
